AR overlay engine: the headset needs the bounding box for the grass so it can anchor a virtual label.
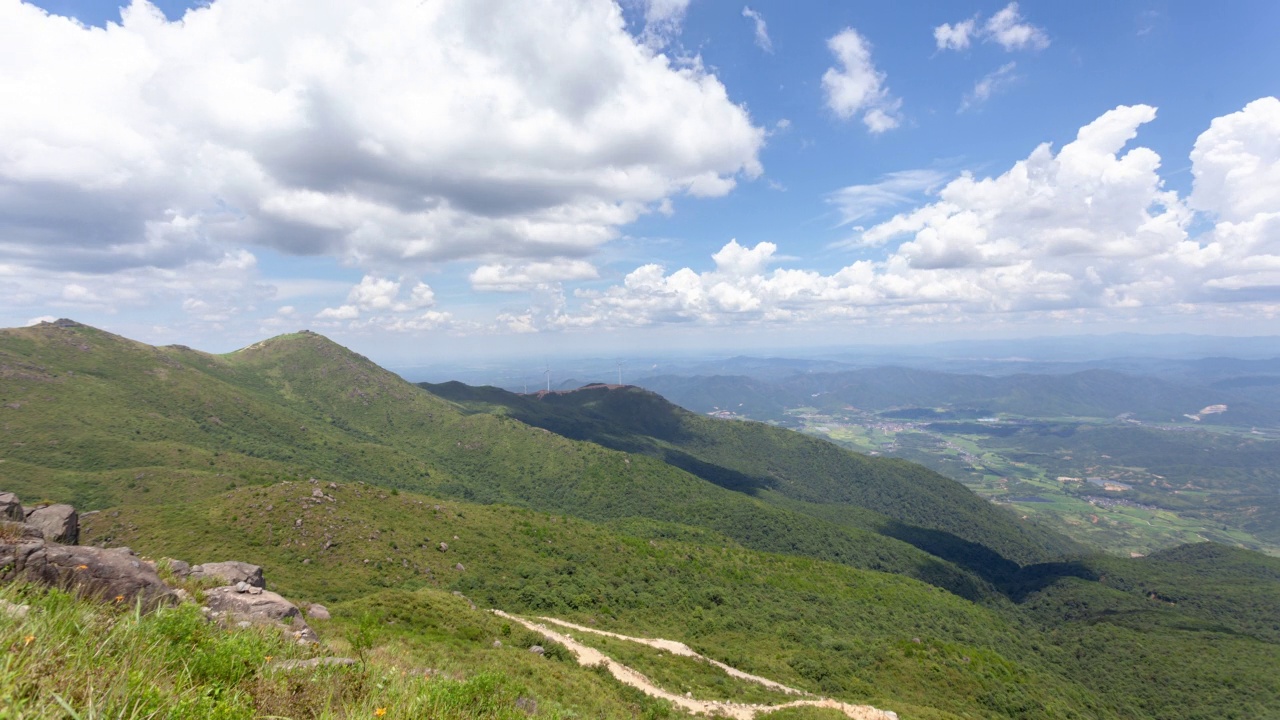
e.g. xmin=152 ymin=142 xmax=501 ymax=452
xmin=0 ymin=581 xmax=688 ymax=720
xmin=555 ymin=629 xmax=801 ymax=705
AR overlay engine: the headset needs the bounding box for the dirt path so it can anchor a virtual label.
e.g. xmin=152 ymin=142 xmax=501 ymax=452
xmin=492 ymin=610 xmax=898 ymax=720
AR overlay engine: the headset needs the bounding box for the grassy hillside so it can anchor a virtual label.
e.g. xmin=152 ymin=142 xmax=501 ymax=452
xmin=422 ymin=382 xmax=1077 ymax=571
xmin=6 ymin=320 xmax=1280 ymax=718
xmin=78 ymin=480 xmax=1280 ymax=720
xmin=0 ymin=321 xmax=994 ymax=600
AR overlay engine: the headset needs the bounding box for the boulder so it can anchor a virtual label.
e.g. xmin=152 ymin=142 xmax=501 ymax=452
xmin=1 ymin=520 xmax=44 ymax=542
xmin=164 ymin=558 xmax=192 ymax=578
xmin=27 ymin=504 xmax=78 ymax=544
xmin=306 ymin=603 xmax=331 ymax=620
xmin=205 ymin=585 xmax=299 ymax=623
xmin=204 ymin=583 xmax=316 ymax=643
xmin=190 ymin=561 xmax=265 ymax=588
xmin=0 ymin=492 xmax=23 ymax=521
xmin=0 ymin=540 xmax=174 ymax=609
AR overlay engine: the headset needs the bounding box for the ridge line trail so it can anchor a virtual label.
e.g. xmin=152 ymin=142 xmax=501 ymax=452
xmin=492 ymin=610 xmax=898 ymax=720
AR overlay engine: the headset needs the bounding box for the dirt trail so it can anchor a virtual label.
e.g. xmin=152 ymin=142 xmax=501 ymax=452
xmin=492 ymin=610 xmax=898 ymax=720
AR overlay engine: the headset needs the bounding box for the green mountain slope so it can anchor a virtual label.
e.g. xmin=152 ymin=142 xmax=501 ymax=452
xmin=76 ymin=480 xmax=1280 ymax=720
xmin=421 ymin=381 xmax=1077 ymax=577
xmin=6 ymin=320 xmax=1280 ymax=718
xmin=0 ymin=321 xmax=992 ymax=599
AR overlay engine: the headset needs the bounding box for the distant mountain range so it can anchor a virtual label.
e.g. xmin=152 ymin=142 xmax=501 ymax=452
xmin=3 ymin=319 xmax=1279 ymax=718
xmin=633 ymin=365 xmax=1280 ymax=427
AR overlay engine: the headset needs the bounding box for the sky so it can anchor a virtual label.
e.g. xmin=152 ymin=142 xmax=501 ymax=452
xmin=2 ymin=0 xmax=1279 ymax=364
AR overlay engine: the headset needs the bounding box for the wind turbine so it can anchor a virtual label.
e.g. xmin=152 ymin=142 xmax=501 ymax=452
xmin=616 ymin=360 xmax=625 ymax=386
xmin=543 ymin=364 xmax=551 ymax=392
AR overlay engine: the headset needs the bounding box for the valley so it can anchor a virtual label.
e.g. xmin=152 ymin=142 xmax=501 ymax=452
xmin=787 ymin=407 xmax=1280 ymax=557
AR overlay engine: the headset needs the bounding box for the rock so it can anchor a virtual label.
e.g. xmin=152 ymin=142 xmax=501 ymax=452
xmin=190 ymin=561 xmax=265 ymax=588
xmin=438 ymin=542 xmax=448 ymax=552
xmin=529 ymin=645 xmax=545 ymax=655
xmin=0 ymin=542 xmax=174 ymax=609
xmin=204 ymin=584 xmax=316 ymax=642
xmin=1 ymin=520 xmax=44 ymax=542
xmin=454 ymin=563 xmax=465 ymax=571
xmin=312 ymin=488 xmax=324 ymax=499
xmin=27 ymin=504 xmax=78 ymax=544
xmin=164 ymin=559 xmax=191 ymax=578
xmin=0 ymin=598 xmax=30 ymax=619
xmin=0 ymin=492 xmax=23 ymax=521
xmin=306 ymin=603 xmax=331 ymax=620
xmin=492 ymin=639 xmax=503 ymax=648
xmin=514 ymin=696 xmax=538 ymax=715
xmin=268 ymin=657 xmax=356 ymax=671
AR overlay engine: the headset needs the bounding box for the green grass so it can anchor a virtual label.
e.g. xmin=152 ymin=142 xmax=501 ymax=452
xmin=554 ymin=629 xmax=800 ymax=705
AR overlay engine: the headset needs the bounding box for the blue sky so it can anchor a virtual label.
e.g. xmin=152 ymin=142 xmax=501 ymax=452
xmin=2 ymin=0 xmax=1279 ymax=363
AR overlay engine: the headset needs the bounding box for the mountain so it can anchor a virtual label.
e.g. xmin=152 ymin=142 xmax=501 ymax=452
xmin=0 ymin=320 xmax=998 ymax=599
xmin=636 ymin=366 xmax=1280 ymax=426
xmin=422 ymin=381 xmax=1077 ymax=578
xmin=4 ymin=320 xmax=1280 ymax=718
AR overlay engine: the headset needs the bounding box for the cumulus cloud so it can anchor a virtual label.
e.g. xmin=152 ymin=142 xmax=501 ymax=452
xmin=741 ymin=6 xmax=772 ymax=53
xmin=960 ymin=62 xmax=1020 ymax=112
xmin=821 ymin=28 xmax=902 ymax=133
xmin=985 ymin=3 xmax=1050 ymax=51
xmin=1189 ymin=97 xmax=1280 ymax=223
xmin=317 ymin=274 xmax=437 ymax=320
xmin=933 ymin=19 xmax=976 ymax=51
xmin=935 ymin=3 xmax=1048 ymax=53
xmin=0 ymin=0 xmax=764 ymax=278
xmin=536 ymin=98 xmax=1280 ymax=330
xmin=470 ymin=260 xmax=600 ymax=292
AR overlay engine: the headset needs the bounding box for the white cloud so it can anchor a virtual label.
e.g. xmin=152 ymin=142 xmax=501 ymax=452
xmin=828 ymin=169 xmax=949 ymax=231
xmin=741 ymin=6 xmax=772 ymax=53
xmin=317 ymin=274 xmax=438 ymax=319
xmin=985 ymin=3 xmax=1050 ymax=51
xmin=821 ymin=28 xmax=902 ymax=134
xmin=470 ymin=260 xmax=600 ymax=292
xmin=24 ymin=316 xmax=57 ymax=327
xmin=1188 ymin=97 xmax=1280 ymax=223
xmin=635 ymin=0 xmax=693 ymax=48
xmin=316 ymin=305 xmax=359 ymax=321
xmin=936 ymin=3 xmax=1048 ymax=53
xmin=0 ymin=0 xmax=763 ymax=277
xmin=540 ymin=99 xmax=1280 ymax=330
xmin=933 ymin=19 xmax=976 ymax=51
xmin=960 ymin=62 xmax=1020 ymax=112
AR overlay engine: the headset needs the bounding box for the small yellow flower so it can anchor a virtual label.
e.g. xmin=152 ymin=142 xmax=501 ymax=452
xmin=375 ymin=709 xmax=387 ymax=717
xmin=265 ymin=655 xmax=273 ymax=662
xmin=23 ymin=635 xmax=35 ymax=646
xmin=76 ymin=564 xmax=89 ymax=570
xmin=114 ymin=595 xmax=125 ymax=603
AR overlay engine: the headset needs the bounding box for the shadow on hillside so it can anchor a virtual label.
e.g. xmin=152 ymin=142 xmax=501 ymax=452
xmin=659 ymin=449 xmax=771 ymax=495
xmin=883 ymin=521 xmax=1098 ymax=601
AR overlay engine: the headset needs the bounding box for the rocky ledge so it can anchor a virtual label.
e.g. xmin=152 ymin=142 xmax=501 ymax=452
xmin=0 ymin=490 xmax=318 ymax=644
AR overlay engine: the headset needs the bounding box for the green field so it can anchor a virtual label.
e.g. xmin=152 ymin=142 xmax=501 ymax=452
xmin=791 ymin=409 xmax=1280 ymax=557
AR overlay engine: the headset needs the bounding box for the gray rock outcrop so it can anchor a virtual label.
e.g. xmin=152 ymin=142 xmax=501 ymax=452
xmin=204 ymin=583 xmax=316 ymax=643
xmin=0 ymin=539 xmax=175 ymax=609
xmin=26 ymin=504 xmax=78 ymax=544
xmin=190 ymin=561 xmax=265 ymax=588
xmin=0 ymin=492 xmax=23 ymax=521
